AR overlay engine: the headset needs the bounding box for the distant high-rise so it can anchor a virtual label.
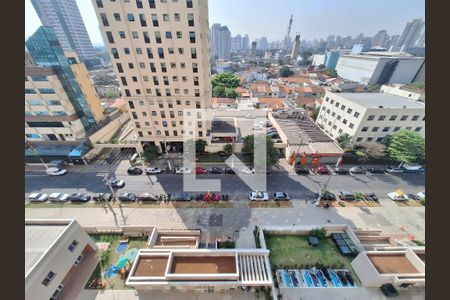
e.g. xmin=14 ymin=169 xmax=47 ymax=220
xmin=291 ymin=34 xmax=301 ymax=60
xmin=242 ymin=34 xmax=250 ymax=50
xmin=326 ymin=35 xmax=335 ymax=49
xmin=372 ymin=30 xmax=389 ymax=47
xmin=211 ymin=23 xmax=221 ymax=58
xmin=395 ymin=18 xmax=425 ymax=51
xmin=211 ymin=24 xmax=231 ymax=59
xmin=257 ymin=37 xmax=269 ymax=50
xmin=251 ymin=41 xmax=257 ymax=57
xmin=231 ymin=34 xmax=242 ymax=51
xmin=30 ymin=0 xmax=97 ymax=64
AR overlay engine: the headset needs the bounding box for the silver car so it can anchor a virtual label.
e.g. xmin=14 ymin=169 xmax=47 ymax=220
xmin=28 ymin=193 xmax=49 ymax=202
xmin=48 ymin=193 xmax=70 ymax=202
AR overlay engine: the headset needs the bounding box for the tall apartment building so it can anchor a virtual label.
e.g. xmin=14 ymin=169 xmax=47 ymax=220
xmin=242 ymin=34 xmax=250 ymax=50
xmin=211 ymin=23 xmax=231 ymax=59
xmin=372 ymin=30 xmax=389 ymax=48
xmin=291 ymin=34 xmax=301 ymax=60
xmin=231 ymin=34 xmax=242 ymax=51
xmin=30 ymin=0 xmax=97 ymax=64
xmin=323 ymin=50 xmax=339 ymax=69
xmin=93 ymin=0 xmax=211 ymax=151
xmin=393 ymin=18 xmax=425 ymax=52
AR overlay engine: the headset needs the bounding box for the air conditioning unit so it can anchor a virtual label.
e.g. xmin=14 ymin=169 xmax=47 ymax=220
xmin=74 ymin=255 xmax=84 ymax=267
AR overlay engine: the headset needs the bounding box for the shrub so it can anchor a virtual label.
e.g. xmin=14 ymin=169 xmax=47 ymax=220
xmin=354 ymin=192 xmax=364 ymax=201
xmin=309 ymin=228 xmax=326 ymax=239
xmin=219 ymin=240 xmax=235 ymax=249
xmin=420 ymin=199 xmax=425 ymax=206
xmin=338 ymin=202 xmax=346 ymax=207
xmin=99 ymin=250 xmax=111 ymax=268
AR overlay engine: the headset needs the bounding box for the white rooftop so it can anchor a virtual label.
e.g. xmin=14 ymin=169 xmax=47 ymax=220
xmin=337 ymin=93 xmax=425 ymax=109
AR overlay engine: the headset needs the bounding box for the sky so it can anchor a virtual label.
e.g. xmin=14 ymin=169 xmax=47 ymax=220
xmin=25 ymin=0 xmax=424 ymax=47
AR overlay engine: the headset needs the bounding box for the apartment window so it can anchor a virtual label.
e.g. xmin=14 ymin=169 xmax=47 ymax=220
xmin=128 ymin=101 xmax=135 ymax=109
xmin=193 ymin=76 xmax=199 ymax=86
xmin=406 ymin=126 xmax=412 ymax=131
xmin=163 ymin=14 xmax=170 ymax=21
xmin=170 ymin=63 xmax=177 ymax=69
xmin=169 ymin=112 xmax=175 ymax=119
xmin=183 ymin=89 xmax=189 ymax=95
xmin=367 ymin=137 xmax=373 ymax=142
xmin=30 ymin=75 xmax=48 ymax=81
xmin=337 ymin=115 xmax=341 ymax=120
xmin=119 ymin=31 xmax=126 ymax=38
xmin=113 ymin=13 xmax=121 ymax=21
xmin=143 ymin=75 xmax=149 ymax=82
xmin=68 ymin=240 xmax=79 ymax=252
xmin=125 ymin=89 xmax=131 ymax=96
xmin=128 ymin=63 xmax=134 ymax=69
xmin=372 ymin=127 xmax=379 ymax=132
xmin=35 ymin=111 xmax=50 ymax=116
xmin=162 ymin=121 xmax=167 ymax=127
xmin=382 ymin=127 xmax=390 ymax=132
xmin=100 ymin=13 xmax=109 ymax=26
xmin=135 ymin=122 xmax=141 ymax=128
xmin=178 ymin=111 xmax=183 ymax=116
xmin=347 ymin=108 xmax=352 ymax=114
xmin=146 ymin=88 xmax=152 ymax=94
xmin=147 ymin=131 xmax=152 ymax=135
xmin=176 ymin=31 xmax=183 ymax=39
xmin=180 ymin=63 xmax=186 ymax=69
xmin=166 ymin=31 xmax=172 ymax=39
xmin=356 ymin=137 xmax=363 ymax=142
xmin=389 ymin=115 xmax=397 ymax=121
xmin=124 ymin=48 xmax=130 ymax=54
xmin=164 ymin=130 xmax=170 ymax=136
xmin=47 ymin=100 xmax=61 ymax=106
xmin=132 ymin=112 xmax=138 ymax=119
xmin=146 ymin=48 xmax=153 ymax=58
xmin=127 ymin=13 xmax=135 ymax=21
xmin=136 ymin=48 xmax=143 ymax=54
xmin=349 ymin=123 xmax=354 ymax=129
xmin=121 ymin=76 xmax=128 ymax=86
xmin=178 ymin=48 xmax=184 ymax=54
xmin=132 ymin=31 xmax=139 ymax=39
xmin=176 ymin=100 xmax=181 ymax=105
xmin=25 ymin=88 xmax=36 ymax=94
xmin=400 ymin=115 xmax=408 ymax=121
xmin=331 ymin=112 xmax=336 ymax=117
xmin=354 ymin=112 xmax=360 ymax=118
xmin=189 ymin=31 xmax=196 ymax=43
xmin=168 ymin=48 xmax=174 ymax=54
xmin=378 ymin=115 xmax=386 ymax=121
xmin=195 ymin=89 xmax=200 ymax=97
xmin=367 ymin=115 xmax=375 ymax=121
xmin=412 ymin=115 xmax=420 ymax=121
xmin=376 ymin=137 xmax=384 ymax=142
xmin=335 ymin=102 xmax=340 ymax=108
xmin=174 ymin=13 xmax=180 ymax=21
xmin=158 ymin=48 xmax=164 ymax=58
xmin=95 ymin=0 xmax=104 ymax=7
xmin=116 ymin=63 xmax=124 ymax=73
xmin=328 ymin=121 xmax=332 ymax=126
xmin=341 ymin=105 xmax=346 ymax=111
xmin=187 ymin=13 xmax=194 ymax=26
xmin=163 ymin=76 xmax=169 ymax=85
xmin=168 ymin=100 xmax=173 ymax=108
xmin=136 ymin=0 xmax=143 ymax=8
xmin=192 ymin=62 xmax=198 ymax=73
xmin=330 ymin=99 xmax=334 ymax=104
xmin=415 ymin=127 xmax=422 ymax=132
xmin=158 ymin=100 xmax=164 ymax=108
xmin=342 ymin=119 xmax=347 ymax=124
xmin=161 ymin=62 xmax=167 ymax=72
xmin=173 ymin=130 xmax=178 ymax=136
xmin=150 ymin=63 xmax=156 ymax=72
xmin=132 ymin=76 xmax=138 ymax=82
xmin=138 ymin=131 xmax=143 ymax=137
xmin=42 ymin=271 xmax=56 ymax=286
xmin=361 ymin=126 xmax=368 ymax=132
xmin=166 ymin=89 xmax=171 ymax=96
xmin=149 ymin=0 xmax=156 ymax=8
xmin=39 ymin=88 xmax=55 ymax=94
xmin=156 ymin=89 xmax=161 ymax=96
xmin=191 ymin=47 xmax=197 ymax=59
xmin=156 ymin=130 xmax=161 ymax=136
xmin=155 ymin=31 xmax=162 ymax=43
xmin=186 ymin=100 xmax=190 ymax=106
xmin=332 ymin=125 xmax=337 ymax=130
xmin=152 ymin=76 xmax=159 ymax=85
xmin=186 ymin=0 xmax=193 ymax=8
xmin=151 ymin=14 xmax=159 ymax=26
xmin=143 ymin=32 xmax=150 ymax=43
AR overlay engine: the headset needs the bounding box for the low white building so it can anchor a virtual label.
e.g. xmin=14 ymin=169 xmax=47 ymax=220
xmin=380 ymin=84 xmax=425 ymax=102
xmin=316 ymin=92 xmax=425 ymax=142
xmin=25 ymin=219 xmax=98 ymax=300
xmin=312 ymin=54 xmax=325 ymax=66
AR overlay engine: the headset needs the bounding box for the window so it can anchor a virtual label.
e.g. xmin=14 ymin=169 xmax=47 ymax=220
xmin=174 ymin=13 xmax=180 ymax=21
xmin=383 ymin=127 xmax=390 ymax=132
xmin=39 ymin=88 xmax=55 ymax=94
xmin=116 ymin=63 xmax=123 ymax=73
xmin=128 ymin=101 xmax=135 ymax=109
xmin=152 ymin=76 xmax=159 ymax=85
xmin=341 ymin=105 xmax=346 ymax=111
xmin=189 ymin=31 xmax=196 ymax=43
xmin=187 ymin=13 xmax=194 ymax=26
xmin=132 ymin=76 xmax=138 ymax=82
xmin=138 ymin=131 xmax=143 ymax=137
xmin=406 ymin=126 xmax=412 ymax=130
xmin=125 ymin=89 xmax=131 ymax=96
xmin=158 ymin=48 xmax=164 ymax=58
xmin=376 ymin=137 xmax=383 ymax=142
xmin=119 ymin=31 xmax=126 ymax=38
xmin=150 ymin=63 xmax=156 ymax=72
xmin=96 ymin=0 xmax=103 ymax=7
xmin=378 ymin=115 xmax=386 ymax=121
xmin=415 ymin=127 xmax=422 ymax=132
xmin=121 ymin=76 xmax=128 ymax=86
xmin=186 ymin=0 xmax=193 ymax=8
xmin=342 ymin=119 xmax=347 ymax=124
xmin=35 ymin=111 xmax=50 ymax=116
xmin=47 ymin=100 xmax=61 ymax=105
xmin=30 ymin=75 xmax=48 ymax=81
xmin=178 ymin=48 xmax=184 ymax=54
xmin=163 ymin=14 xmax=170 ymax=21
xmin=114 ymin=13 xmax=121 ymax=21
xmin=332 ymin=125 xmax=337 ymax=130
xmin=400 ymin=115 xmax=408 ymax=121
xmin=149 ymin=0 xmax=156 ymax=8
xmin=361 ymin=126 xmax=368 ymax=132
xmin=124 ymin=48 xmax=130 ymax=54
xmin=412 ymin=115 xmax=420 ymax=121
xmin=127 ymin=13 xmax=135 ymax=21
xmin=330 ymin=99 xmax=334 ymax=104
xmin=347 ymin=108 xmax=352 ymax=114
xmin=155 ymin=31 xmax=162 ymax=43
xmin=132 ymin=31 xmax=139 ymax=39
xmin=156 ymin=130 xmax=161 ymax=136
xmin=100 ymin=13 xmax=109 ymax=26
xmin=191 ymin=47 xmax=197 ymax=59
xmin=389 ymin=115 xmax=397 ymax=121
xmin=372 ymin=127 xmax=379 ymax=132
xmin=135 ymin=122 xmax=141 ymax=128
xmin=331 ymin=112 xmax=336 ymax=117
xmin=394 ymin=127 xmax=401 ymax=132
xmin=162 ymin=121 xmax=167 ymax=127
xmin=192 ymin=62 xmax=198 ymax=73
xmin=356 ymin=137 xmax=363 ymax=142
xmin=146 ymin=88 xmax=152 ymax=94
xmin=68 ymin=240 xmax=78 ymax=252
xmin=176 ymin=31 xmax=182 ymax=39
xmin=194 ymin=76 xmax=199 ymax=86
xmin=136 ymin=0 xmax=143 ymax=8
xmin=143 ymin=32 xmax=150 ymax=43
xmin=132 ymin=112 xmax=138 ymax=119
xmin=335 ymin=102 xmax=340 ymax=107
xmin=136 ymin=48 xmax=142 ymax=54
xmin=349 ymin=123 xmax=354 ymax=129
xmin=367 ymin=137 xmax=373 ymax=142
xmin=105 ymin=31 xmax=115 ymax=43
xmin=165 ymin=31 xmax=172 ymax=39
xmin=151 ymin=111 xmax=157 ymax=116
xmin=170 ymin=62 xmax=177 ymax=69
xmin=161 ymin=62 xmax=167 ymax=72
xmin=367 ymin=115 xmax=375 ymax=121
xmin=168 ymin=48 xmax=174 ymax=54
xmin=337 ymin=115 xmax=341 ymax=120
xmin=25 ymin=88 xmax=36 ymax=94
xmin=146 ymin=48 xmax=153 ymax=58
xmin=354 ymin=112 xmax=360 ymax=118
xmin=128 ymin=63 xmax=134 ymax=69
xmin=173 ymin=130 xmax=178 ymax=136
xmin=151 ymin=14 xmax=159 ymax=26
xmin=42 ymin=271 xmax=56 ymax=286
xmin=143 ymin=75 xmax=149 ymax=81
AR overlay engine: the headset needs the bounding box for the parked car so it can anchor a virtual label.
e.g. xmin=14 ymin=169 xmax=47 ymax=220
xmin=334 ymin=167 xmax=350 ymax=175
xmin=242 ymin=167 xmax=255 ymax=174
xmin=388 ymin=190 xmax=409 ymax=201
xmin=416 ymin=191 xmax=425 ymax=200
xmin=295 ymin=167 xmax=310 ymax=175
xmin=208 ymin=167 xmax=224 ymax=174
xmin=69 ymin=193 xmax=91 ymax=202
xmin=127 ymin=166 xmax=143 ymax=175
xmin=402 ymin=165 xmax=425 ymax=173
xmin=107 ymin=178 xmax=125 ymax=189
xmin=170 ymin=193 xmax=192 ymax=201
xmin=380 ymin=284 xmax=399 ymax=298
xmin=253 ymin=124 xmax=264 ymax=130
xmin=386 ymin=167 xmax=405 ymax=174
xmin=408 ymin=193 xmax=421 ymax=201
xmin=46 ymin=167 xmax=68 ymax=176
xmin=28 ymin=193 xmax=48 ymax=202
xmin=273 ymin=192 xmax=290 ymax=201
xmin=266 ymin=128 xmax=277 ymax=134
xmin=249 ymin=191 xmax=269 ymax=201
xmin=137 ymin=193 xmax=159 ymax=201
xmin=145 ymin=167 xmax=162 ymax=174
xmin=245 ymin=114 xmax=256 ymax=119
xmin=339 ymin=190 xmax=356 ymax=201
xmin=364 ymin=193 xmax=379 ymax=201
xmin=194 ymin=167 xmax=208 ymax=174
xmin=93 ymin=193 xmax=114 ymax=202
xmin=223 ymin=167 xmax=236 ymax=174
xmin=48 ymin=192 xmax=70 ymax=202
xmin=315 ymin=165 xmax=330 ymax=175
xmin=118 ymin=193 xmax=137 ymax=202
xmin=320 ymin=191 xmax=336 ymax=201
xmin=175 ymin=167 xmax=192 ymax=174
xmin=367 ymin=167 xmax=387 ymax=174
xmin=203 ymin=192 xmax=221 ymax=201
xmin=349 ymin=166 xmax=366 ymax=174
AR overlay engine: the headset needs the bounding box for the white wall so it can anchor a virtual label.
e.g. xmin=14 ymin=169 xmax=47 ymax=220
xmin=336 ymin=56 xmax=379 ymax=84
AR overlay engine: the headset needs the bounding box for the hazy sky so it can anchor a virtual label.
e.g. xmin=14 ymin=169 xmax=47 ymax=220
xmin=25 ymin=0 xmax=424 ymax=46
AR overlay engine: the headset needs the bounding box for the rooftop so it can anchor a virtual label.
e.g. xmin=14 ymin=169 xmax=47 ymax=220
xmin=169 ymin=256 xmax=236 ymax=274
xmin=133 ymin=256 xmax=169 ymax=277
xmin=336 ymin=93 xmax=425 ymax=109
xmin=211 ymin=118 xmax=237 ymax=134
xmin=368 ymin=254 xmax=419 ymax=274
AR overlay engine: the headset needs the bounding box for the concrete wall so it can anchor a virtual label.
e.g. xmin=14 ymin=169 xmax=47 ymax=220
xmin=371 ymin=58 xmax=425 ymax=85
xmin=351 ymin=252 xmax=388 ymax=287
xmin=380 ymin=85 xmax=425 ymax=101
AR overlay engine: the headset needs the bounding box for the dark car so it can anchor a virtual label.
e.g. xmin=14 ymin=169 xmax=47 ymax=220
xmin=69 ymin=193 xmax=91 ymax=202
xmin=349 ymin=166 xmax=366 ymax=174
xmin=137 ymin=193 xmax=159 ymax=201
xmin=315 ymin=165 xmax=330 ymax=175
xmin=217 ymin=151 xmax=229 ymax=157
xmin=334 ymin=167 xmax=350 ymax=175
xmin=408 ymin=193 xmax=421 ymax=201
xmin=273 ymin=192 xmax=290 ymax=201
xmin=194 ymin=167 xmax=208 ymax=174
xmin=170 ymin=193 xmax=192 ymax=201
xmin=93 ymin=193 xmax=114 ymax=202
xmin=107 ymin=178 xmax=125 ymax=189
xmin=295 ymin=167 xmax=310 ymax=175
xmin=364 ymin=192 xmax=379 ymax=201
xmin=127 ymin=166 xmax=143 ymax=175
xmin=223 ymin=167 xmax=236 ymax=174
xmin=380 ymin=284 xmax=399 ymax=298
xmin=339 ymin=190 xmax=356 ymax=201
xmin=118 ymin=193 xmax=137 ymax=202
xmin=208 ymin=167 xmax=224 ymax=174
xmin=367 ymin=167 xmax=387 ymax=174
xmin=321 ymin=191 xmax=336 ymax=201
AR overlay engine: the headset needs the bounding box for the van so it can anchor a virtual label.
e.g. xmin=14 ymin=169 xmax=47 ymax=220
xmin=339 ymin=190 xmax=356 ymax=201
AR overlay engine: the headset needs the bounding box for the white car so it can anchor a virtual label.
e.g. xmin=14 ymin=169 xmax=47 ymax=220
xmin=49 ymin=192 xmax=70 ymax=202
xmin=46 ymin=167 xmax=68 ymax=176
xmin=28 ymin=193 xmax=49 ymax=202
xmin=176 ymin=167 xmax=192 ymax=174
xmin=242 ymin=167 xmax=255 ymax=174
xmin=388 ymin=192 xmax=409 ymax=201
xmin=416 ymin=191 xmax=425 ymax=200
xmin=249 ymin=191 xmax=269 ymax=201
xmin=246 ymin=114 xmax=256 ymax=119
xmin=253 ymin=124 xmax=263 ymax=130
xmin=146 ymin=167 xmax=162 ymax=174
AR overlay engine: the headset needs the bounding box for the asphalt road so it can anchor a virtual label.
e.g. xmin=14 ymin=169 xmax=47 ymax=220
xmin=25 ymin=168 xmax=425 ymax=201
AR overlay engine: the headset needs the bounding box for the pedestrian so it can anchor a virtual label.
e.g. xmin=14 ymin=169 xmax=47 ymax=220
xmin=305 ymin=197 xmax=309 ymax=204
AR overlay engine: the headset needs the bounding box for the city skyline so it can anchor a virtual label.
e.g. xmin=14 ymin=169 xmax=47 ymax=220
xmin=25 ymin=0 xmax=424 ymax=47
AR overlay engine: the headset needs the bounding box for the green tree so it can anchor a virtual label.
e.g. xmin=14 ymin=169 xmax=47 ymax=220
xmin=336 ymin=133 xmax=352 ymax=150
xmin=311 ymin=106 xmax=321 ymax=120
xmin=195 ymin=139 xmax=207 ymax=153
xmin=105 ymin=89 xmax=119 ymax=99
xmin=142 ymin=144 xmax=160 ymax=162
xmin=324 ymin=68 xmax=338 ymax=78
xmin=279 ymin=66 xmax=294 ymax=77
xmin=387 ymin=130 xmax=425 ymax=164
xmin=224 ymin=87 xmax=238 ymax=98
xmin=211 ymin=72 xmax=240 ymax=91
xmin=242 ymin=135 xmax=279 ymax=168
xmin=223 ymin=143 xmax=233 ymax=155
xmin=212 ymin=85 xmax=226 ymax=97
xmin=367 ymin=84 xmax=381 ymax=93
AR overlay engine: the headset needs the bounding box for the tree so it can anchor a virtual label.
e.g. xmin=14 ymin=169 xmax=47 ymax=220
xmin=311 ymin=106 xmax=321 ymax=120
xmin=336 ymin=133 xmax=352 ymax=150
xmin=242 ymin=135 xmax=279 ymax=168
xmin=211 ymin=72 xmax=240 ymax=90
xmin=279 ymin=66 xmax=294 ymax=77
xmin=224 ymin=87 xmax=238 ymax=98
xmin=105 ymin=89 xmax=119 ymax=99
xmin=386 ymin=130 xmax=425 ymax=164
xmin=324 ymin=68 xmax=338 ymax=78
xmin=367 ymin=84 xmax=381 ymax=93
xmin=212 ymin=85 xmax=226 ymax=97
xmin=223 ymin=143 xmax=233 ymax=155
xmin=195 ymin=139 xmax=207 ymax=153
xmin=318 ymin=64 xmax=326 ymax=70
xmin=359 ymin=142 xmax=386 ymax=159
xmin=142 ymin=144 xmax=160 ymax=162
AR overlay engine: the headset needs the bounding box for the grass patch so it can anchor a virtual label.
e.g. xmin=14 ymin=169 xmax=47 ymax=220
xmin=318 ymin=200 xmax=382 ymax=208
xmin=249 ymin=201 xmax=293 ymax=208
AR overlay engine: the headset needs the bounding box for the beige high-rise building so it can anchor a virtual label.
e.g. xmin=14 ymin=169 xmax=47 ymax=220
xmin=92 ymin=0 xmax=211 ymax=151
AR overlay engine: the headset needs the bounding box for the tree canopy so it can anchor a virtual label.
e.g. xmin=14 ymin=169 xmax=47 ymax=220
xmin=142 ymin=144 xmax=160 ymax=162
xmin=211 ymin=72 xmax=240 ymax=98
xmin=195 ymin=139 xmax=207 ymax=153
xmin=336 ymin=133 xmax=352 ymax=150
xmin=324 ymin=68 xmax=338 ymax=78
xmin=242 ymin=135 xmax=279 ymax=168
xmin=279 ymin=66 xmax=294 ymax=77
xmin=386 ymin=130 xmax=425 ymax=164
xmin=367 ymin=84 xmax=381 ymax=93
xmin=223 ymin=143 xmax=233 ymax=155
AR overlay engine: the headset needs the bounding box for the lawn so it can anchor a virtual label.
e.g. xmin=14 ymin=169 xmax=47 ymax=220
xmin=265 ymin=235 xmax=360 ymax=285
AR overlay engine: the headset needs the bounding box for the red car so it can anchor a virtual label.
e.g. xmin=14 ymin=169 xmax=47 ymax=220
xmin=203 ymin=192 xmax=220 ymax=201
xmin=315 ymin=165 xmax=330 ymax=175
xmin=194 ymin=167 xmax=208 ymax=174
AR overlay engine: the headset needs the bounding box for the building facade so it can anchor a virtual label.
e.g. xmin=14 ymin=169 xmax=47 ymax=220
xmin=324 ymin=50 xmax=339 ymax=69
xmin=30 ymin=0 xmax=97 ymax=64
xmin=394 ymin=18 xmax=425 ymax=52
xmin=291 ymin=34 xmax=301 ymax=60
xmin=93 ymin=0 xmax=212 ymax=150
xmin=316 ymin=92 xmax=425 ymax=142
